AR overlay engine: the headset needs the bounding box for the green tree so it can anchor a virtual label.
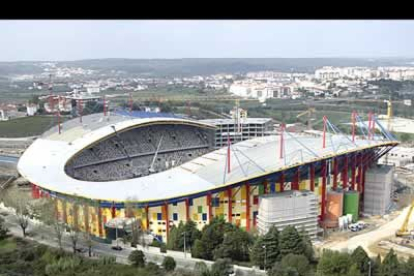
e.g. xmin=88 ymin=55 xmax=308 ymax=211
xmin=400 ymin=256 xmax=414 ymax=276
xmin=279 ymin=254 xmax=309 ymax=276
xmin=194 ymin=261 xmax=209 ymax=276
xmin=351 ymin=246 xmax=371 ymax=275
xmin=0 ymin=217 xmax=9 ymax=240
xmin=162 ymin=256 xmax=176 ymax=272
xmin=279 ymin=226 xmax=305 ymax=257
xmin=268 ymin=266 xmax=299 ymax=276
xmin=371 ymin=254 xmax=382 ymax=276
xmin=128 ymin=250 xmax=146 ymax=267
xmin=316 ymin=250 xmax=351 ymax=276
xmin=168 ymin=221 xmax=201 ymax=251
xmin=298 ymin=227 xmax=314 ymax=261
xmin=210 ymin=258 xmax=234 ymax=276
xmin=191 ymin=217 xmax=234 ymax=260
xmin=250 ymin=226 xmax=280 ymax=269
xmin=379 ymin=249 xmax=400 ymax=276
xmin=347 ymin=264 xmax=364 ymax=276
xmin=213 ymin=226 xmax=253 ymax=262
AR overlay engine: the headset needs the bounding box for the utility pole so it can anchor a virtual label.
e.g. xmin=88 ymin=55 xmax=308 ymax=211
xmin=368 ymin=260 xmax=372 ymax=276
xmin=182 ymin=231 xmax=187 ymax=258
xmin=115 ymin=219 xmax=119 ymax=248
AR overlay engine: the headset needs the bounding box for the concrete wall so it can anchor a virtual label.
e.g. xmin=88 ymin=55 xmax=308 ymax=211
xmin=363 ymin=165 xmax=393 ymax=216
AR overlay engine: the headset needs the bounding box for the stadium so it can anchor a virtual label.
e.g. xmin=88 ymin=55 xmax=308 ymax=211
xmin=17 ymin=111 xmax=399 ymax=242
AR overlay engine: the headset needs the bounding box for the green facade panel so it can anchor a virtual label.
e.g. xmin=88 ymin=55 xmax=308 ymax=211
xmin=343 ymin=191 xmax=359 ymax=222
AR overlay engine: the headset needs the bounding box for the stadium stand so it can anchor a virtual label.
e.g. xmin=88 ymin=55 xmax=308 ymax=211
xmin=65 ymin=123 xmax=215 ymax=181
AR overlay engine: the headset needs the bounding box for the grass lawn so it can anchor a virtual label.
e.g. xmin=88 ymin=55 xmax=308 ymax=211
xmin=0 ymin=238 xmax=17 ymax=254
xmin=0 ymin=116 xmax=66 ymax=138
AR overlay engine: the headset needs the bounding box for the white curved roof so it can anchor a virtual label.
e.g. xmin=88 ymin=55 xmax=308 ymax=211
xmin=18 ymin=113 xmax=398 ymax=203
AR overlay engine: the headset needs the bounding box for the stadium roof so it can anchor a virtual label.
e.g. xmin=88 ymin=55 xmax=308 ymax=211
xmin=18 ymin=113 xmax=398 ymax=203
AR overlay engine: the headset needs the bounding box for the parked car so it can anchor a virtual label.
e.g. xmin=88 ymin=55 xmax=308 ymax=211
xmin=111 ymin=245 xmax=122 ymax=251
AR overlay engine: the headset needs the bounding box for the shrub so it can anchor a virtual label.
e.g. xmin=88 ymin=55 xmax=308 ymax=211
xmin=162 ymin=256 xmax=176 ymax=271
xmin=128 ymin=250 xmax=146 ymax=267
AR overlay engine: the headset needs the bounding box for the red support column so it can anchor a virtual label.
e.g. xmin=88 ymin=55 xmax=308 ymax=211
xmin=111 ymin=201 xmax=116 ymax=218
xmin=279 ymin=172 xmax=285 ymax=192
xmin=206 ymin=193 xmax=213 ymax=222
xmin=351 ymin=154 xmax=357 ymax=190
xmin=310 ymin=164 xmax=315 ymax=192
xmin=357 ymin=153 xmax=363 ymax=193
xmin=321 ymin=160 xmax=327 ymax=221
xmin=333 ymin=158 xmax=338 ymax=191
xmin=185 ymin=198 xmax=190 ymax=221
xmin=292 ymin=167 xmax=300 ymax=190
xmin=97 ymin=205 xmax=103 ymax=237
xmin=145 ymin=205 xmax=149 ymax=230
xmin=342 ymin=155 xmax=348 ymax=190
xmin=263 ymin=180 xmax=268 ymax=194
xmin=164 ymin=202 xmax=169 ymax=240
xmin=323 ymin=116 xmax=327 ymax=149
xmin=31 ymin=183 xmax=38 ymax=199
xmin=227 ymin=187 xmax=233 ymax=223
xmin=245 ymin=183 xmax=250 ymax=232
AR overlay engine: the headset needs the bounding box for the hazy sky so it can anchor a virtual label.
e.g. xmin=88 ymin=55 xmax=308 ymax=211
xmin=1 ymin=20 xmax=414 ymax=61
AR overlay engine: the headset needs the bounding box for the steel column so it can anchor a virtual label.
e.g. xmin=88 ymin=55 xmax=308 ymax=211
xmin=357 ymin=153 xmax=363 ymax=193
xmin=97 ymin=204 xmax=103 ymax=237
xmin=321 ymin=160 xmax=327 ymax=221
xmin=342 ymin=155 xmax=348 ymax=190
xmin=279 ymin=172 xmax=285 ymax=192
xmin=292 ymin=167 xmax=300 ymax=190
xmin=206 ymin=193 xmax=213 ymax=222
xmin=164 ymin=202 xmax=169 ymax=240
xmin=351 ymin=153 xmax=357 ymax=190
xmin=280 ymin=124 xmax=284 ymax=159
xmin=145 ymin=205 xmax=149 ymax=230
xmin=185 ymin=198 xmax=190 ymax=221
xmin=111 ymin=201 xmax=116 ymax=218
xmin=310 ymin=164 xmax=315 ymax=192
xmin=227 ymin=187 xmax=233 ymax=223
xmin=245 ymin=183 xmax=250 ymax=232
xmin=333 ymin=158 xmax=338 ymax=190
xmin=323 ymin=116 xmax=327 ymax=149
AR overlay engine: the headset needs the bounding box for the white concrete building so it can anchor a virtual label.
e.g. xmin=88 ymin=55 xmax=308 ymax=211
xmin=378 ymin=146 xmax=414 ymax=167
xmin=26 ymin=104 xmax=38 ymax=116
xmin=257 ymin=190 xmax=318 ymax=240
xmin=363 ymin=165 xmax=393 ymax=216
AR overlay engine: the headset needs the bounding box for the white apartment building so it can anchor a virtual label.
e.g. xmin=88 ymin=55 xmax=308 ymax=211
xmin=229 ymin=81 xmax=292 ymax=102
